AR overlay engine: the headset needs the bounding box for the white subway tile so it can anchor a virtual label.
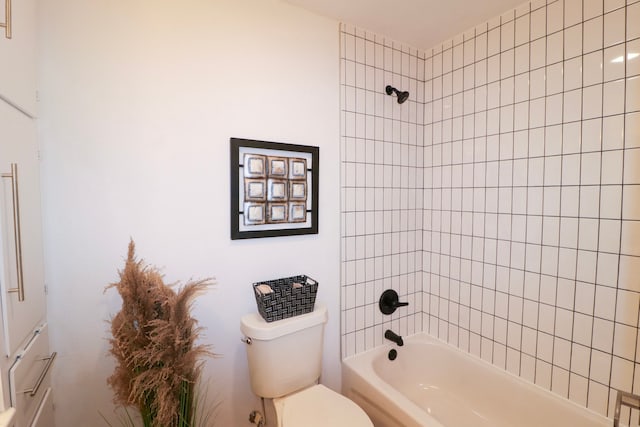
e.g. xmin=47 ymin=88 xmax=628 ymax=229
xmin=613 ymin=322 xmax=637 ymax=359
xmin=514 ymin=15 xmax=530 ymax=48
xmin=603 ymin=43 xmax=626 ymax=81
xmin=547 ymin=0 xmax=564 ymax=33
xmin=563 ymin=122 xmax=582 ymax=153
xmin=488 ymin=27 xmax=501 ymax=57
xmin=567 ymin=374 xmax=587 ymax=408
xmin=581 ymin=117 xmax=602 ymax=153
xmin=542 ymin=157 xmax=561 ymax=186
xmin=581 ymin=152 xmax=602 ymax=185
xmin=501 ymin=49 xmax=515 ymax=78
xmin=571 ymin=342 xmax=591 ymax=377
xmin=618 ymin=255 xmax=640 ymax=292
xmin=514 ymin=102 xmax=530 ymax=130
xmin=583 ymin=17 xmax=604 ymax=53
xmin=558 ymin=248 xmax=578 ymax=278
xmin=557 ymin=279 xmax=576 ymax=309
xmin=529 ymin=127 xmax=554 ymax=157
xmin=565 ymin=0 xmax=583 ymax=27
xmin=626 ymin=76 xmax=640 ymax=112
xmin=573 ymin=312 xmax=594 ymax=345
xmin=564 ymin=89 xmax=583 ymax=122
xmin=610 ymin=357 xmax=634 ymax=392
xmin=576 ymin=250 xmax=598 ymax=282
xmin=596 ymin=254 xmax=619 ymax=288
xmin=593 ymin=285 xmax=616 ymax=320
xmin=600 ymin=185 xmax=623 ymax=219
xmin=547 ymin=62 xmax=564 ymax=94
xmin=583 ymin=51 xmax=604 ymax=86
xmin=529 ymin=97 xmax=546 ymax=127
xmin=593 ymin=318 xmax=615 ymax=352
xmin=488 ymin=55 xmax=501 ymax=83
xmin=501 ymin=105 xmax=515 ymax=131
xmin=582 ymin=84 xmax=604 ymax=119
xmin=585 ymin=1 xmax=604 ymax=20
xmin=531 ymin=7 xmax=548 ymax=40
xmin=578 ymin=217 xmax=599 ymax=250
xmin=515 ymin=45 xmax=531 ymax=74
xmin=590 ymin=349 xmax=613 ymax=384
xmin=530 ymin=68 xmax=546 ymax=98
xmin=627 ymin=39 xmax=640 ymax=78
xmin=531 ymin=38 xmax=547 ymax=69
xmin=562 ymin=154 xmax=581 ymax=184
xmin=537 ymin=333 xmax=554 ymax=366
xmin=540 ymin=245 xmax=559 ymax=276
xmin=603 ymin=79 xmax=625 ymax=115
xmin=628 ymin=1 xmax=640 ymax=40
xmin=564 ymin=24 xmax=583 ymax=58
xmin=605 ymin=0 xmax=626 ymax=12
xmin=599 ymin=219 xmax=622 ymax=252
xmin=604 ymin=8 xmax=626 ymax=47
xmin=554 ymin=344 xmax=572 ymax=384
xmin=502 ymin=20 xmax=516 ymax=52
xmin=626 ymin=112 xmax=640 ymax=148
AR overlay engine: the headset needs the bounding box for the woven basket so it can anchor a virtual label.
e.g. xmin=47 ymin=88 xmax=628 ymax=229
xmin=253 ymin=275 xmax=318 ymax=322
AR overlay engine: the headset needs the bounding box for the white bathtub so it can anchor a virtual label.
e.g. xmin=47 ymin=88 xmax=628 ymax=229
xmin=342 ymin=333 xmax=613 ymax=427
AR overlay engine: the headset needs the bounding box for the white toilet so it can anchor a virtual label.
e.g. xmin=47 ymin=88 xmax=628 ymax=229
xmin=240 ymin=304 xmax=373 ymax=427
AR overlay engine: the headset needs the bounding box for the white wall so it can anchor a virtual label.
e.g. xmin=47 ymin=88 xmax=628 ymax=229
xmin=37 ymin=0 xmax=340 ymax=425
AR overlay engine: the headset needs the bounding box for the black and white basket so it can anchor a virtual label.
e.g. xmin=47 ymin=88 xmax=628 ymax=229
xmin=253 ymin=275 xmax=318 ymax=322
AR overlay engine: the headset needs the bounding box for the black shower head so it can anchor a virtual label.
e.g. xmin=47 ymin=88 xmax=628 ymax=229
xmin=385 ymin=85 xmax=410 ymax=104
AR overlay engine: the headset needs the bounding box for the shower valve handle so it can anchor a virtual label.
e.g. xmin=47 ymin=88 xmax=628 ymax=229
xmin=379 ymin=289 xmax=409 ymax=315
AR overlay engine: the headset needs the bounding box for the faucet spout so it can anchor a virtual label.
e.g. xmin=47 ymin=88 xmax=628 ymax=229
xmin=384 ymin=329 xmax=404 ymax=347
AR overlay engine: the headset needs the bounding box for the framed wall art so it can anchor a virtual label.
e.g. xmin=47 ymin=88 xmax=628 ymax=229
xmin=230 ymin=138 xmax=319 ymax=240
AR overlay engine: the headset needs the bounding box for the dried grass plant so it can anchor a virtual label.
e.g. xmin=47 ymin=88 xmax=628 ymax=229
xmin=105 ymin=240 xmax=215 ymax=427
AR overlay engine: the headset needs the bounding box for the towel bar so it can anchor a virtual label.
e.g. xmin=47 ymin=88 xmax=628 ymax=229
xmin=613 ymin=390 xmax=640 ymax=427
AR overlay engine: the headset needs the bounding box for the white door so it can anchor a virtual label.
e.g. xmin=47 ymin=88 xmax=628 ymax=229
xmin=0 ymin=99 xmax=46 ymax=356
xmin=0 ymin=0 xmax=37 ymax=116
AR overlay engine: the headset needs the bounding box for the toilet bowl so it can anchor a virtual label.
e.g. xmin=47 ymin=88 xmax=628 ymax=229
xmin=240 ymin=305 xmax=372 ymax=427
xmin=273 ymin=384 xmax=372 ymax=427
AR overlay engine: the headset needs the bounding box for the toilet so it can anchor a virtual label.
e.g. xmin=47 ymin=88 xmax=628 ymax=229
xmin=240 ymin=304 xmax=373 ymax=427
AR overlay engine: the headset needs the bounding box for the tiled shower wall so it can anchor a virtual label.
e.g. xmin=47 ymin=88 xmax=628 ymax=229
xmin=340 ymin=26 xmax=425 ymax=358
xmin=341 ymin=0 xmax=640 ymax=423
xmin=423 ymin=0 xmax=639 ymax=421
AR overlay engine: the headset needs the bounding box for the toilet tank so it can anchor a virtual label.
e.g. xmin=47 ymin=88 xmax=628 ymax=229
xmin=240 ymin=305 xmax=328 ymax=398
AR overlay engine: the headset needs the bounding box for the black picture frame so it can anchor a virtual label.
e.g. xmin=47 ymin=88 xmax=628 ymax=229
xmin=230 ymin=138 xmax=319 ymax=240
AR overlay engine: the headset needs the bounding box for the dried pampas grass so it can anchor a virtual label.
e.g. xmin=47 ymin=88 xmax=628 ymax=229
xmin=105 ymin=240 xmax=214 ymax=427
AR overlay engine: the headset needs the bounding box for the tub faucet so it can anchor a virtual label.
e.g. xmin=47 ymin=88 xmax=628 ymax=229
xmin=384 ymin=329 xmax=403 ymax=347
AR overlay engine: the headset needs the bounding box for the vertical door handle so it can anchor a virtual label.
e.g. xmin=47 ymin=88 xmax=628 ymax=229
xmin=0 ymin=0 xmax=11 ymax=39
xmin=2 ymin=163 xmax=24 ymax=301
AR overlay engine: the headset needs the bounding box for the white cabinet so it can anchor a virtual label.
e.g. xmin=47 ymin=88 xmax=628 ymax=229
xmin=0 ymin=0 xmax=37 ymax=116
xmin=9 ymin=325 xmax=53 ymax=427
xmin=0 ymin=2 xmax=50 ymax=426
xmin=0 ymin=98 xmax=46 ymax=358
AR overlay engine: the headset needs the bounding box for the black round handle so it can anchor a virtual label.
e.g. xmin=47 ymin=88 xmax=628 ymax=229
xmin=379 ymin=289 xmax=409 ymax=315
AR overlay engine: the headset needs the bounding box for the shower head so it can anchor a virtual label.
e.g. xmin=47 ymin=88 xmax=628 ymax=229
xmin=385 ymin=85 xmax=410 ymax=104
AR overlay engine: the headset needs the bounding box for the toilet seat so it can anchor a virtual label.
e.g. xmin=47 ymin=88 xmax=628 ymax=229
xmin=273 ymin=384 xmax=373 ymax=427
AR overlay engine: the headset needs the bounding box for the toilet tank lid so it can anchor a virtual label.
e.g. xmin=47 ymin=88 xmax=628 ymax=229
xmin=241 ymin=304 xmax=327 ymax=341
